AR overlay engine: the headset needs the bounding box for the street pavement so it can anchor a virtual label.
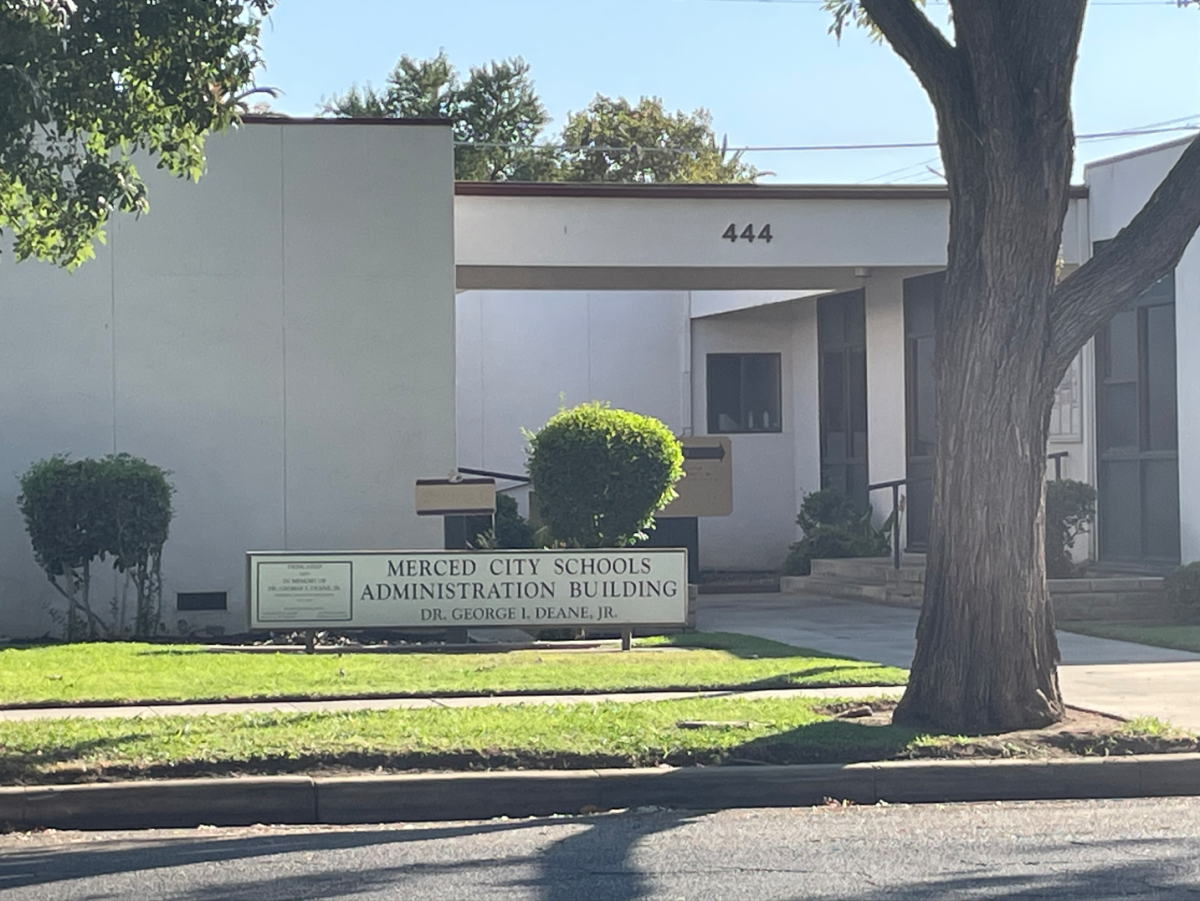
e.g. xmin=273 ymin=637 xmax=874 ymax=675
xmin=3 ymin=798 xmax=1200 ymax=900
xmin=698 ymin=592 xmax=1200 ymax=731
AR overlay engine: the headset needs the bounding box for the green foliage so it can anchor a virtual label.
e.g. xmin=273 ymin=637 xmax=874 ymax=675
xmin=17 ymin=453 xmax=173 ymax=639
xmin=1165 ymin=562 xmax=1200 ymax=625
xmin=0 ymin=0 xmax=274 ymax=269
xmin=558 ymin=95 xmax=758 ymax=184
xmin=323 ymin=53 xmax=758 ymax=184
xmin=782 ymin=488 xmax=889 ymax=576
xmin=1044 ymin=479 xmax=1097 ymax=579
xmin=471 ymin=494 xmax=536 ymax=549
xmin=526 ymin=402 xmax=683 ymax=548
xmin=322 ymin=51 xmax=557 ymax=182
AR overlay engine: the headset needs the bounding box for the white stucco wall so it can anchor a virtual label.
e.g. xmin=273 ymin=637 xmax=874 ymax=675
xmin=691 ymin=306 xmax=809 ymax=571
xmin=1086 ymin=138 xmax=1199 ymax=564
xmin=0 ymin=121 xmax=457 ymax=638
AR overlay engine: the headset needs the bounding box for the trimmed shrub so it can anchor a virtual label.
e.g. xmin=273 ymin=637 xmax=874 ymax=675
xmin=782 ymin=487 xmax=889 ymax=576
xmin=17 ymin=453 xmax=173 ymax=640
xmin=526 ymin=402 xmax=683 ymax=548
xmin=1045 ymin=478 xmax=1096 ymax=579
xmin=1165 ymin=562 xmax=1200 ymax=625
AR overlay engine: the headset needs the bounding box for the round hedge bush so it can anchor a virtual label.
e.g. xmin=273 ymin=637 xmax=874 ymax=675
xmin=527 ymin=402 xmax=683 ymax=548
xmin=1165 ymin=561 xmax=1200 ymax=625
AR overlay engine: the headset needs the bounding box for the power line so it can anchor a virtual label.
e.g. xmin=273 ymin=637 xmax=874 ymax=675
xmin=454 ymin=122 xmax=1198 ymax=155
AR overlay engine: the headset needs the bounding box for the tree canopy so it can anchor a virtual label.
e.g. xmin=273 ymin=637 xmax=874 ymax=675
xmin=322 ymin=53 xmax=758 ymax=183
xmin=0 ymin=0 xmax=275 ymax=269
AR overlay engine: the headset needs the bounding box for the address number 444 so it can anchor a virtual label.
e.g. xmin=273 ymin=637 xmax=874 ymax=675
xmin=723 ymin=223 xmax=773 ymax=243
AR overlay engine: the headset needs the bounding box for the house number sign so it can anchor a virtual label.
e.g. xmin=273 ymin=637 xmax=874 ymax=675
xmin=722 ymin=223 xmax=773 ymax=243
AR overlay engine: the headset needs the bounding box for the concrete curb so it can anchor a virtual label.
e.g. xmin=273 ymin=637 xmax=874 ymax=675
xmin=5 ymin=754 xmax=1200 ymax=830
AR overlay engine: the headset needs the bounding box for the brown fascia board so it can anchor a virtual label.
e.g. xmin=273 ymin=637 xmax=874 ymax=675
xmin=454 ymin=181 xmax=1089 ymax=200
xmin=239 ymin=115 xmax=451 ymax=127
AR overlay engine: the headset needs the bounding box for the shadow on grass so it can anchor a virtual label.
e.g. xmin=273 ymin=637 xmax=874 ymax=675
xmin=0 ymin=731 xmax=155 ymax=783
xmin=654 ymin=631 xmax=849 ymax=660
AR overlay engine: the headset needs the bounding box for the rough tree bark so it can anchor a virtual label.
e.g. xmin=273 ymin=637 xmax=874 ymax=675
xmin=855 ymin=0 xmax=1200 ymax=732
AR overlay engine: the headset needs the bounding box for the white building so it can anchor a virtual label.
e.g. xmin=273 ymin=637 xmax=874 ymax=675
xmin=0 ymin=120 xmax=1195 ymax=638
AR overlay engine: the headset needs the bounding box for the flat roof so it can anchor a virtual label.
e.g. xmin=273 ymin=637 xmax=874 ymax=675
xmin=239 ymin=115 xmax=450 ymax=127
xmin=455 ymin=181 xmax=1089 ymax=200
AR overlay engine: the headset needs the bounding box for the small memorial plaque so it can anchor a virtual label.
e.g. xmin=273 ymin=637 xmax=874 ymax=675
xmin=255 ymin=560 xmax=353 ymax=623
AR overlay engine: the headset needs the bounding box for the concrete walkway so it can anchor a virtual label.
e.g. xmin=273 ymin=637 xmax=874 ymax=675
xmin=697 ymin=592 xmax=1200 ymax=730
xmin=2 ymin=593 xmax=1196 ymax=730
xmin=0 ymin=685 xmax=902 ymax=723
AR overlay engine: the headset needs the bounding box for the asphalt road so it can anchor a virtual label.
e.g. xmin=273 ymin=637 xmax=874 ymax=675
xmin=3 ymin=798 xmax=1200 ymax=900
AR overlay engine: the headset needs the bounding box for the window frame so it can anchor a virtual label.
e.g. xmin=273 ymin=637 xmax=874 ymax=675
xmin=706 ymin=352 xmax=783 ymax=434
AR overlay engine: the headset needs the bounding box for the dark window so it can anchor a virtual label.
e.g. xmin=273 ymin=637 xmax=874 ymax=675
xmin=903 ymin=271 xmax=944 ymax=551
xmin=818 ymin=290 xmax=869 ymax=508
xmin=707 ymin=353 xmax=782 ymax=433
xmin=1096 ymin=265 xmax=1180 ymax=567
xmin=177 ymin=591 xmax=228 ymax=611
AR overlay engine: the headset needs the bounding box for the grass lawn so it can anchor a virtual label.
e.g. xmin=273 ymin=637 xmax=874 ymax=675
xmin=1060 ymin=621 xmax=1200 ymax=653
xmin=0 ymin=698 xmax=1186 ymax=785
xmin=0 ymin=632 xmax=907 ymax=707
xmin=0 ymin=697 xmax=925 ymax=783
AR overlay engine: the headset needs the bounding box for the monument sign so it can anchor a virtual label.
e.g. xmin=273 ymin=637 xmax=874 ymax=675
xmin=247 ymin=548 xmax=688 ymax=631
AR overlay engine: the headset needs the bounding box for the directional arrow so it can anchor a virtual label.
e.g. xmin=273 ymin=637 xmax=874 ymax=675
xmin=682 ymin=445 xmax=727 ymax=461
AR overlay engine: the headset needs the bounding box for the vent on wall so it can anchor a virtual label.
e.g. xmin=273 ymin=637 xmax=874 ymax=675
xmin=177 ymin=591 xmax=227 ymax=611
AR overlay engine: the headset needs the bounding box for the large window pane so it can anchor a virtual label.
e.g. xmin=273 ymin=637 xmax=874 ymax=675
xmin=707 ymin=355 xmax=742 ymax=433
xmin=821 ymin=350 xmax=847 ymax=458
xmin=1143 ymin=459 xmax=1181 ymax=561
xmin=1145 ymin=303 xmax=1178 ymax=452
xmin=1105 ymin=310 xmax=1138 ymax=381
xmin=1100 ymin=460 xmax=1141 ymax=560
xmin=910 ymin=336 xmax=936 ymax=457
xmin=849 ymin=347 xmax=868 ymax=460
xmin=744 ymin=355 xmax=781 ymax=431
xmin=1101 ymin=383 xmax=1139 ymax=450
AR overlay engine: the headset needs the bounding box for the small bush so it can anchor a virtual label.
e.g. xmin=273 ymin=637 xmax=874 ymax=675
xmin=782 ymin=488 xmax=889 ymax=576
xmin=18 ymin=453 xmax=173 ymax=640
xmin=526 ymin=402 xmax=683 ymax=548
xmin=471 ymin=494 xmax=536 ymax=549
xmin=1165 ymin=562 xmax=1200 ymax=625
xmin=1045 ymin=478 xmax=1096 ymax=579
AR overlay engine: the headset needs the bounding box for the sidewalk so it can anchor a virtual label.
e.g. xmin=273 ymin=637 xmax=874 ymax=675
xmin=1 ymin=593 xmax=1196 ymax=729
xmin=697 ymin=592 xmax=1200 ymax=731
xmin=0 ymin=684 xmax=901 ymax=722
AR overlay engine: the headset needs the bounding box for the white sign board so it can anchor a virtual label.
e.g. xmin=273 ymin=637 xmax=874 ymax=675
xmin=247 ymin=548 xmax=688 ymax=631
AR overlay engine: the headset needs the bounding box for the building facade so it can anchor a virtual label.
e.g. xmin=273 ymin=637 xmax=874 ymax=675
xmin=0 ymin=122 xmax=1195 ymax=638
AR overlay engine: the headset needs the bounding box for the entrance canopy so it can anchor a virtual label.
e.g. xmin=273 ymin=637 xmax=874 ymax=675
xmin=455 ymin=182 xmax=1090 ymax=292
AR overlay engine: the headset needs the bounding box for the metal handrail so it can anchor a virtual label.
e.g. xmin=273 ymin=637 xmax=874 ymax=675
xmin=868 ymin=451 xmax=1070 ymax=570
xmin=867 ymin=479 xmax=907 ymax=570
xmin=457 ymin=466 xmax=531 ymax=485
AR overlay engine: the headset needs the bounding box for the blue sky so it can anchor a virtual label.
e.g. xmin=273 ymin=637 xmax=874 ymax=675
xmin=256 ymin=0 xmax=1199 ymax=184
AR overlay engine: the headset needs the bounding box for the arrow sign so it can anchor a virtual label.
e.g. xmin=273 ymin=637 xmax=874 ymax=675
xmin=682 ymin=445 xmax=727 ymax=461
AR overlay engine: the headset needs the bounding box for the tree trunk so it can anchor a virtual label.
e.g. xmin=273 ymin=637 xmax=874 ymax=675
xmin=893 ymin=269 xmax=1064 ymax=732
xmin=858 ymin=0 xmax=1200 ymax=733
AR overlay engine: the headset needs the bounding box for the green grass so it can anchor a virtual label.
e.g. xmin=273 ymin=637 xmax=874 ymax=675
xmin=1060 ymin=621 xmax=1200 ymax=653
xmin=0 ymin=632 xmax=906 ymax=706
xmin=0 ymin=697 xmax=923 ymax=783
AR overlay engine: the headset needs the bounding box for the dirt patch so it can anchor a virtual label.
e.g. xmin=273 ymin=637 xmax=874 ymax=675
xmin=812 ymin=700 xmax=1198 ymax=759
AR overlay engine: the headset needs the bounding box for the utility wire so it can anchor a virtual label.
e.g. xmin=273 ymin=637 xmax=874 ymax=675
xmin=454 ymin=122 xmax=1198 ymax=154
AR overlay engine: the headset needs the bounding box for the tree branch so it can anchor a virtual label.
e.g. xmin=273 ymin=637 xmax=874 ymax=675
xmin=1049 ymin=136 xmax=1200 ymax=368
xmin=858 ymin=0 xmax=962 ymax=102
